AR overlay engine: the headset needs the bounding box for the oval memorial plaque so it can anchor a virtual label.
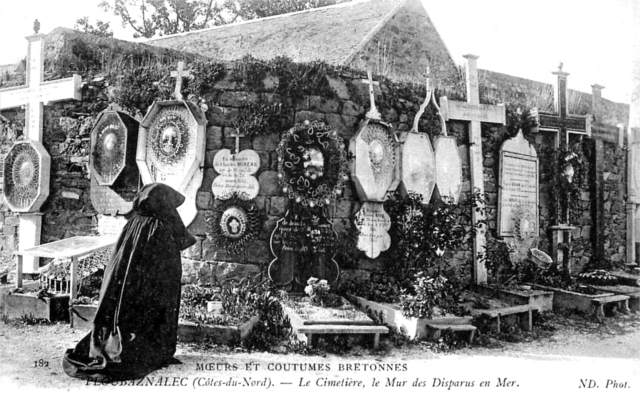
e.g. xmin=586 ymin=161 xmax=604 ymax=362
xmin=354 ymin=202 xmax=391 ymax=259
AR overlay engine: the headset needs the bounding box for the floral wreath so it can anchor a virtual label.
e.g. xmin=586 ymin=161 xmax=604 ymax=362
xmin=149 ymin=109 xmax=190 ymax=166
xmin=205 ymin=194 xmax=265 ymax=254
xmin=276 ymin=121 xmax=348 ymax=207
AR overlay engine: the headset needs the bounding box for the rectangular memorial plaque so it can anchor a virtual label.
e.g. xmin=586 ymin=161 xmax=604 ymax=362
xmin=498 ymin=151 xmax=539 ymax=237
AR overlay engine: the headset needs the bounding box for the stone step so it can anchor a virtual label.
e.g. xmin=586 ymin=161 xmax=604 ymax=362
xmin=424 ymin=323 xmax=476 ymax=343
xmin=297 ymin=324 xmax=389 ymax=349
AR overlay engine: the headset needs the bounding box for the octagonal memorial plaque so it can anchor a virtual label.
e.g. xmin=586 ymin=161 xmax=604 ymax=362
xmin=2 ymin=140 xmax=50 ymax=212
xmin=90 ymin=109 xmax=139 ymax=186
xmin=349 ymin=119 xmax=399 ymax=202
xmin=397 ymin=131 xmax=436 ymax=204
xmin=137 ymin=100 xmax=206 ymax=193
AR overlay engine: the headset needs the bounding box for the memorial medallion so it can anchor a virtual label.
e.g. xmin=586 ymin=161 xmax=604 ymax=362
xmin=2 ymin=140 xmax=50 ymax=212
xmin=206 ymin=195 xmax=264 ymax=254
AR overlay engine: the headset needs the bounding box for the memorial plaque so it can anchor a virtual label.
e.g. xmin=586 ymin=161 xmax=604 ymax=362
xmin=206 ymin=196 xmax=265 ymax=254
xmin=137 ymin=100 xmax=206 ymax=194
xmin=349 ymin=119 xmax=399 ymax=202
xmin=268 ymin=209 xmax=340 ymax=286
xmin=398 ymin=132 xmax=436 ymax=204
xmin=89 ymin=109 xmax=139 ymax=186
xmin=2 ymin=140 xmax=50 ymax=212
xmin=498 ymin=130 xmax=539 ymax=237
xmin=354 ymin=202 xmax=391 ymax=259
xmin=434 ymin=135 xmax=463 ymax=203
xmin=90 ymin=176 xmax=136 ymax=216
xmin=212 ymin=149 xmax=260 ymax=200
xmin=179 ymin=168 xmax=202 ymax=226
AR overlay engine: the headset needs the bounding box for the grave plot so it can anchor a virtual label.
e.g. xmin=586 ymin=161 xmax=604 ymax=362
xmin=176 ymin=284 xmax=261 ymax=345
xmin=346 ymin=294 xmax=474 ymax=342
xmin=281 ymin=294 xmax=387 ymax=349
xmin=531 ymin=284 xmax=629 ymax=318
xmin=577 ymin=270 xmax=640 ymax=313
xmin=473 ymin=284 xmax=554 ymax=313
xmin=459 ymin=291 xmax=534 ymax=334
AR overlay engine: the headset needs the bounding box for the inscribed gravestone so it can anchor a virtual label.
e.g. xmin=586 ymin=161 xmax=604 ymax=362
xmin=498 ymin=130 xmax=539 ymax=239
xmin=268 ymin=209 xmax=340 ymax=286
xmin=354 ymin=202 xmax=391 ymax=259
xmin=212 ymin=149 xmax=260 ymax=200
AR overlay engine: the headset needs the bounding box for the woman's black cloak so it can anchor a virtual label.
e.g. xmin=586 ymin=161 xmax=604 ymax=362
xmin=63 ymin=183 xmax=196 ymax=381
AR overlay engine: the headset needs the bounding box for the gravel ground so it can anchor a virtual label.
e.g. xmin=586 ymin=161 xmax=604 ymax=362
xmin=0 ymin=311 xmax=638 ymax=392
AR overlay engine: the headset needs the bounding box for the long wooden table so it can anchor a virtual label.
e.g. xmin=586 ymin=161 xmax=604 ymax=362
xmin=14 ymin=236 xmax=117 ymax=299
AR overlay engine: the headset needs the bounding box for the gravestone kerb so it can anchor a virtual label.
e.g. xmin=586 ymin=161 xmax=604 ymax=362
xmin=438 ymin=54 xmax=506 ymax=285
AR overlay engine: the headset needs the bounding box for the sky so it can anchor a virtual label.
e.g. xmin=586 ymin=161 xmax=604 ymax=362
xmin=0 ymin=0 xmax=635 ymax=104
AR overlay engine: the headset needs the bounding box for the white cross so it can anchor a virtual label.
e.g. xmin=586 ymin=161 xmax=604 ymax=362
xmin=170 ymin=61 xmax=191 ymax=101
xmin=0 ymin=34 xmax=81 ymax=142
xmin=361 ymin=70 xmax=381 ymax=120
xmin=439 ymin=54 xmax=506 ymax=285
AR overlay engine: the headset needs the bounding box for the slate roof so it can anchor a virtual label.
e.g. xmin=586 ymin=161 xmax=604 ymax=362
xmin=147 ymin=0 xmax=450 ymax=68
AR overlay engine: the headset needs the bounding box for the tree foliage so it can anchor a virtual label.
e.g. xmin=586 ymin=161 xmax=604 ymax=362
xmin=96 ymin=0 xmax=351 ymax=39
xmin=74 ymin=17 xmax=114 ymax=38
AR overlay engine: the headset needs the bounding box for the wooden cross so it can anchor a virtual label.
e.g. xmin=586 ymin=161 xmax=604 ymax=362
xmin=0 ymin=31 xmax=81 ymax=274
xmin=362 ymin=70 xmax=381 ymax=120
xmin=230 ymin=129 xmax=245 ymax=155
xmin=530 ymin=65 xmax=591 ymax=270
xmin=0 ymin=34 xmax=81 ymax=141
xmin=170 ymin=61 xmax=190 ymax=101
xmin=590 ymin=84 xmax=625 ymax=261
xmin=439 ymin=54 xmax=506 ymax=285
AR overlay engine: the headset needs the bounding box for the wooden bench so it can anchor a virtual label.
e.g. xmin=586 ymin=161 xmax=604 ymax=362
xmin=297 ymin=324 xmax=389 ymax=349
xmin=424 ymin=323 xmax=476 ymax=343
xmin=592 ymin=295 xmax=630 ymax=318
xmin=472 ymin=305 xmax=533 ymax=333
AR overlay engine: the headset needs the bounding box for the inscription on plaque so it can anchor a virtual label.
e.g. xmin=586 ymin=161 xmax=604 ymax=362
xmin=354 ymin=202 xmax=391 ymax=259
xmin=269 ymin=209 xmax=339 ymax=286
xmin=212 ymin=149 xmax=260 ymax=200
xmin=498 ymin=130 xmax=539 ymax=237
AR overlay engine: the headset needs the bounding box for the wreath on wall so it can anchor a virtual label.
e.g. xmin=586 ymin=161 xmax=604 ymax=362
xmin=277 ymin=120 xmax=349 ymax=207
xmin=205 ymin=194 xmax=265 ymax=254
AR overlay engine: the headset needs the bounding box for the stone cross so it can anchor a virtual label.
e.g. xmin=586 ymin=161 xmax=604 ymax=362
xmin=362 ymin=70 xmax=381 ymax=120
xmin=439 ymin=54 xmax=506 ymax=284
xmin=0 ymin=32 xmax=81 ymax=274
xmin=0 ymin=35 xmax=81 ymax=141
xmin=590 ymin=84 xmax=625 ymax=261
xmin=230 ymin=129 xmax=246 ymax=155
xmin=531 ymin=66 xmax=591 ymax=269
xmin=170 ymin=61 xmax=190 ymax=101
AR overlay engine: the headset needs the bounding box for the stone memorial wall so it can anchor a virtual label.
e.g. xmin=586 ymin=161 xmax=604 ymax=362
xmin=0 ymin=31 xmax=631 ymax=282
